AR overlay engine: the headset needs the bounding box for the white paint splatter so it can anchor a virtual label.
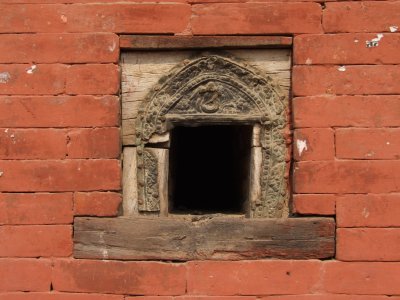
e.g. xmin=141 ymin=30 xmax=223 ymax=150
xmin=338 ymin=66 xmax=346 ymax=72
xmin=387 ymin=142 xmax=390 ymax=145
xmin=0 ymin=171 xmax=3 ymax=177
xmin=60 ymin=14 xmax=67 ymax=23
xmin=4 ymin=129 xmax=8 ymax=133
xmin=296 ymin=139 xmax=308 ymax=156
xmin=354 ymin=39 xmax=359 ymax=43
xmin=26 ymin=65 xmax=37 ymax=74
xmin=305 ymin=58 xmax=312 ymax=65
xmin=362 ymin=207 xmax=370 ymax=218
xmin=0 ymin=72 xmax=11 ymax=83
xmin=108 ymin=41 xmax=116 ymax=52
xmin=390 ymin=26 xmax=398 ymax=33
xmin=366 ymin=34 xmax=384 ymax=48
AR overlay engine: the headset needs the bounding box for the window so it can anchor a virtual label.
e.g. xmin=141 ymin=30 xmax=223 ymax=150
xmin=74 ymin=36 xmax=335 ymax=261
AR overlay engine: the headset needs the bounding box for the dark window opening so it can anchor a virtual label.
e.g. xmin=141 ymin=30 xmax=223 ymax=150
xmin=169 ymin=125 xmax=252 ymax=214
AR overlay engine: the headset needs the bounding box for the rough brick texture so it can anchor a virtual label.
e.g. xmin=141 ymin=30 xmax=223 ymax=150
xmin=1 ymin=0 xmax=400 ymax=299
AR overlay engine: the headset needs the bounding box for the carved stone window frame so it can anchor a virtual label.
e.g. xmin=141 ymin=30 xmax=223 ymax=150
xmin=74 ymin=36 xmax=335 ymax=261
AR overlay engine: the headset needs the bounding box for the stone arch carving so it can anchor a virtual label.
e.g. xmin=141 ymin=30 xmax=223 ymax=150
xmin=136 ymin=53 xmax=289 ymax=218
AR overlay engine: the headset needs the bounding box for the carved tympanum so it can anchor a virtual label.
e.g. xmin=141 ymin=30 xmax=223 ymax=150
xmin=136 ymin=53 xmax=288 ymax=218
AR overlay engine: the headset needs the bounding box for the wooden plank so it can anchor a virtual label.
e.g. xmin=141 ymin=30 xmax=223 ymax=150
xmin=74 ymin=216 xmax=335 ymax=260
xmin=122 ymin=147 xmax=138 ymax=216
xmin=121 ymin=49 xmax=291 ymax=145
xmin=120 ymin=35 xmax=293 ymax=50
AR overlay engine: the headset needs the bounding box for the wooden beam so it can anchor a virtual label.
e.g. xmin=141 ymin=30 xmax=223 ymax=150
xmin=120 ymin=35 xmax=293 ymax=50
xmin=74 ymin=216 xmax=335 ymax=260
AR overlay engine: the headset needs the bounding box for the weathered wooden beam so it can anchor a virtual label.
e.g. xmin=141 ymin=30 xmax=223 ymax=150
xmin=74 ymin=216 xmax=335 ymax=260
xmin=120 ymin=35 xmax=293 ymax=50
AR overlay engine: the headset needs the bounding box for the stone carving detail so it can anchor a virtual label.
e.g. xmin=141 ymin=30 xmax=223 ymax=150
xmin=136 ymin=53 xmax=288 ymax=217
xmin=137 ymin=148 xmax=160 ymax=211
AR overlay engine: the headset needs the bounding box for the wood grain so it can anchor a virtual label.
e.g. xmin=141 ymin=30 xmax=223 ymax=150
xmin=120 ymin=35 xmax=293 ymax=50
xmin=74 ymin=216 xmax=335 ymax=260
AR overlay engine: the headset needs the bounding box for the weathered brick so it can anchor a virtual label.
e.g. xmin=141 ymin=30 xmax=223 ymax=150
xmin=293 ymin=96 xmax=400 ymax=128
xmin=67 ymin=128 xmax=120 ymax=159
xmin=52 ymin=260 xmax=186 ymax=295
xmin=0 ymin=160 xmax=120 ymax=192
xmin=66 ymin=4 xmax=191 ymax=33
xmin=293 ymin=65 xmax=400 ymax=96
xmin=0 ymin=96 xmax=119 ymax=128
xmin=294 ymin=34 xmax=400 ymax=65
xmin=294 ymin=161 xmax=400 ymax=193
xmin=187 ymin=261 xmax=322 ymax=295
xmin=0 ymin=259 xmax=51 ymax=292
xmin=0 ymin=33 xmax=119 ymax=63
xmin=0 ymin=129 xmax=66 ymax=159
xmin=0 ymin=193 xmax=73 ymax=225
xmin=176 ymin=297 xmax=256 ymax=300
xmin=0 ymin=225 xmax=72 ymax=257
xmin=192 ymin=3 xmax=322 ymax=34
xmin=74 ymin=192 xmax=121 ymax=216
xmin=0 ymin=64 xmax=66 ymax=95
xmin=0 ymin=293 xmax=124 ymax=300
xmin=336 ymin=194 xmax=400 ymax=227
xmin=293 ymin=128 xmax=334 ymax=161
xmin=66 ymin=64 xmax=119 ymax=95
xmin=337 ymin=228 xmax=400 ymax=261
xmin=336 ymin=128 xmax=400 ymax=160
xmin=323 ymin=262 xmax=400 ymax=294
xmin=0 ymin=4 xmax=67 ymax=33
xmin=127 ymin=297 xmax=173 ymax=300
xmin=323 ymin=2 xmax=400 ymax=33
xmin=293 ymin=194 xmax=336 ymax=215
xmin=261 ymin=296 xmax=400 ymax=300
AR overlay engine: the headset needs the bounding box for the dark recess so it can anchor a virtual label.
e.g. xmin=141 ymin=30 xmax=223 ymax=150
xmin=169 ymin=125 xmax=252 ymax=214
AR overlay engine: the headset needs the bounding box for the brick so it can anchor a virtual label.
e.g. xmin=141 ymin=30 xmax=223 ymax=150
xmin=294 ymin=34 xmax=400 ymax=65
xmin=0 ymin=129 xmax=66 ymax=159
xmin=0 ymin=33 xmax=119 ymax=63
xmin=323 ymin=261 xmax=400 ymax=294
xmin=0 ymin=4 xmax=67 ymax=33
xmin=0 ymin=293 xmax=124 ymax=300
xmin=0 ymin=225 xmax=72 ymax=257
xmin=0 ymin=64 xmax=66 ymax=95
xmin=0 ymin=259 xmax=51 ymax=292
xmin=323 ymin=2 xmax=400 ymax=33
xmin=336 ymin=194 xmax=400 ymax=227
xmin=0 ymin=160 xmax=120 ymax=192
xmin=337 ymin=228 xmax=400 ymax=261
xmin=293 ymin=96 xmax=400 ymax=128
xmin=187 ymin=261 xmax=321 ymax=295
xmin=0 ymin=96 xmax=119 ymax=128
xmin=336 ymin=128 xmax=400 ymax=160
xmin=67 ymin=128 xmax=120 ymax=159
xmin=125 ymin=296 xmax=175 ymax=300
xmin=52 ymin=259 xmax=186 ymax=295
xmin=261 ymin=296 xmax=400 ymax=300
xmin=293 ymin=65 xmax=400 ymax=96
xmin=294 ymin=161 xmax=400 ymax=193
xmin=192 ymin=3 xmax=322 ymax=34
xmin=293 ymin=194 xmax=336 ymax=215
xmin=66 ymin=64 xmax=119 ymax=95
xmin=177 ymin=297 xmax=256 ymax=300
xmin=0 ymin=193 xmax=73 ymax=225
xmin=74 ymin=192 xmax=121 ymax=216
xmin=66 ymin=4 xmax=191 ymax=33
xmin=293 ymin=128 xmax=334 ymax=161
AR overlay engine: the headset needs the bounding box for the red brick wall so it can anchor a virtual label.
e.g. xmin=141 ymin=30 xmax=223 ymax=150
xmin=1 ymin=1 xmax=400 ymax=299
